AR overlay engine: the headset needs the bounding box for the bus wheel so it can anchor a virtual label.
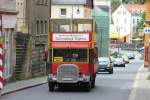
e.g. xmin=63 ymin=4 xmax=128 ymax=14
xmin=48 ymin=82 xmax=55 ymax=92
xmin=91 ymin=79 xmax=95 ymax=88
xmin=84 ymin=82 xmax=91 ymax=92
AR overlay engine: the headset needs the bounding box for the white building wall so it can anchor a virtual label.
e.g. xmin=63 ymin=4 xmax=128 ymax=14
xmin=51 ymin=5 xmax=84 ymax=19
xmin=112 ymin=5 xmax=132 ymax=42
xmin=112 ymin=4 xmax=144 ymax=43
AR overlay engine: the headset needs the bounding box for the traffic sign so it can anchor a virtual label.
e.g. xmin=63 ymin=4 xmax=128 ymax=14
xmin=144 ymin=27 xmax=150 ymax=34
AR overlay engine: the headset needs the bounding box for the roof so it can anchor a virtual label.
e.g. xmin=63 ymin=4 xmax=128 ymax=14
xmin=123 ymin=4 xmax=146 ymax=13
xmin=51 ymin=0 xmax=86 ymax=5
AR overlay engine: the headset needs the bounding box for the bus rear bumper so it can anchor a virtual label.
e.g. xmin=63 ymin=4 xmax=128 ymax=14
xmin=48 ymin=74 xmax=91 ymax=83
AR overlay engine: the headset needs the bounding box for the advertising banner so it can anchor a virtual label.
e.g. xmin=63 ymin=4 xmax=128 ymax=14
xmin=52 ymin=33 xmax=90 ymax=42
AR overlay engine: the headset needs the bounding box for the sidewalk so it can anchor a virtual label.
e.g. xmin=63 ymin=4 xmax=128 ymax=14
xmin=128 ymin=65 xmax=150 ymax=100
xmin=0 ymin=76 xmax=47 ymax=96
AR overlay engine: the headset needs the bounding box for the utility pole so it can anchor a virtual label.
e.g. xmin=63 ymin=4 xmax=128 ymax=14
xmin=144 ymin=0 xmax=150 ymax=67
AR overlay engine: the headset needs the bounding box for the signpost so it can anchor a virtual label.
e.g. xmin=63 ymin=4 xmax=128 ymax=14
xmin=144 ymin=27 xmax=150 ymax=34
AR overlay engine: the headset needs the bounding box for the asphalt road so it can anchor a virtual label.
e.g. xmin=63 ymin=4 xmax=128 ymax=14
xmin=1 ymin=52 xmax=143 ymax=100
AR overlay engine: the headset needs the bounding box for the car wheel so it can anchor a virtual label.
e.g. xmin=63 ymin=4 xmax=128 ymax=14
xmin=91 ymin=75 xmax=96 ymax=88
xmin=109 ymin=68 xmax=113 ymax=74
xmin=91 ymin=80 xmax=95 ymax=88
xmin=123 ymin=64 xmax=125 ymax=67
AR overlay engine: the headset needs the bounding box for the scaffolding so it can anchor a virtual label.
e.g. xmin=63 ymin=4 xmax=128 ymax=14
xmin=93 ymin=5 xmax=110 ymax=57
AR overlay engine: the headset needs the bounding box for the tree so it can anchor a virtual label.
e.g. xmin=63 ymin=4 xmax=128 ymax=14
xmin=111 ymin=0 xmax=121 ymax=12
xmin=122 ymin=0 xmax=145 ymax=4
xmin=135 ymin=12 xmax=145 ymax=38
xmin=137 ymin=12 xmax=145 ymax=31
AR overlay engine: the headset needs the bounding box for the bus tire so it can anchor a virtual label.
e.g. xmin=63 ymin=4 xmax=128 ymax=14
xmin=91 ymin=79 xmax=95 ymax=88
xmin=84 ymin=82 xmax=91 ymax=92
xmin=48 ymin=82 xmax=55 ymax=92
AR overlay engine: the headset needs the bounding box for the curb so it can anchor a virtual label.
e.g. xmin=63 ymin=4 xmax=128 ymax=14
xmin=128 ymin=64 xmax=143 ymax=100
xmin=1 ymin=82 xmax=47 ymax=96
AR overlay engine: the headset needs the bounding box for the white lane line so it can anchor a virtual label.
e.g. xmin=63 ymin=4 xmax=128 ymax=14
xmin=128 ymin=64 xmax=143 ymax=100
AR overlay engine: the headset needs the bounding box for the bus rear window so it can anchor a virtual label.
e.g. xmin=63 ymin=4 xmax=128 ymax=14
xmin=53 ymin=49 xmax=87 ymax=62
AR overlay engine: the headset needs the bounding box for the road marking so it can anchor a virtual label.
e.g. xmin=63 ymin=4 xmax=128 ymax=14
xmin=128 ymin=64 xmax=143 ymax=100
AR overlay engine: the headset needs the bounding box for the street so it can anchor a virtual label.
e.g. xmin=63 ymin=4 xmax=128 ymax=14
xmin=1 ymin=53 xmax=143 ymax=100
xmin=0 ymin=0 xmax=150 ymax=100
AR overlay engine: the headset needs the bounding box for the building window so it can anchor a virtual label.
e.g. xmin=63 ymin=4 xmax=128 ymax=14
xmin=117 ymin=19 xmax=119 ymax=23
xmin=36 ymin=0 xmax=46 ymax=5
xmin=60 ymin=8 xmax=67 ymax=16
xmin=44 ymin=0 xmax=48 ymax=6
xmin=36 ymin=21 xmax=39 ymax=34
xmin=41 ymin=21 xmax=43 ymax=34
xmin=137 ymin=19 xmax=139 ymax=23
xmin=124 ymin=27 xmax=126 ymax=33
xmin=133 ymin=19 xmax=135 ymax=24
xmin=36 ymin=0 xmax=40 ymax=5
xmin=45 ymin=21 xmax=47 ymax=34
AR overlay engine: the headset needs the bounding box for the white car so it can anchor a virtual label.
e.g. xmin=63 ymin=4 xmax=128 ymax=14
xmin=114 ymin=58 xmax=125 ymax=67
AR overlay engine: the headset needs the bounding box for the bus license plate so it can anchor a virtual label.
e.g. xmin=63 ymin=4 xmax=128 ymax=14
xmin=62 ymin=78 xmax=73 ymax=81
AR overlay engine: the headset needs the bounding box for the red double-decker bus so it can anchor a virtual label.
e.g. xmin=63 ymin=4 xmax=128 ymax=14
xmin=47 ymin=18 xmax=98 ymax=91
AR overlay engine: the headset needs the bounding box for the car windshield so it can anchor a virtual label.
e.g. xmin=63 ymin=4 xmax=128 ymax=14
xmin=115 ymin=58 xmax=123 ymax=62
xmin=127 ymin=53 xmax=134 ymax=56
xmin=98 ymin=57 xmax=110 ymax=63
xmin=122 ymin=55 xmax=128 ymax=59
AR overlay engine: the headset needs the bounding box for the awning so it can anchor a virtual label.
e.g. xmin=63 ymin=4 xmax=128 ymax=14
xmin=131 ymin=38 xmax=143 ymax=41
xmin=110 ymin=33 xmax=127 ymax=39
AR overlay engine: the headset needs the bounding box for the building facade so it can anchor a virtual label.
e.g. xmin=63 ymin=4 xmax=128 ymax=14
xmin=0 ymin=0 xmax=17 ymax=81
xmin=51 ymin=0 xmax=93 ymax=19
xmin=15 ymin=0 xmax=50 ymax=80
xmin=51 ymin=0 xmax=93 ymax=32
xmin=112 ymin=4 xmax=145 ymax=43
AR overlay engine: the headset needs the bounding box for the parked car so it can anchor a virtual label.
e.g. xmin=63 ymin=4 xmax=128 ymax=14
xmin=98 ymin=57 xmax=113 ymax=74
xmin=122 ymin=55 xmax=129 ymax=64
xmin=127 ymin=53 xmax=135 ymax=59
xmin=138 ymin=47 xmax=144 ymax=54
xmin=114 ymin=58 xmax=125 ymax=67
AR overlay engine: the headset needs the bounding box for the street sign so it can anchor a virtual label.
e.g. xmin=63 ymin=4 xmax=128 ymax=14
xmin=144 ymin=27 xmax=150 ymax=34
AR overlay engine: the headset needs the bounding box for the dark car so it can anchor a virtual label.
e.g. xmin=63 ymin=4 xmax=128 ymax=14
xmin=98 ymin=57 xmax=113 ymax=74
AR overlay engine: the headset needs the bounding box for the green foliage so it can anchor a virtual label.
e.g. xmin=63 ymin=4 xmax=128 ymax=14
xmin=137 ymin=12 xmax=145 ymax=31
xmin=122 ymin=0 xmax=145 ymax=4
xmin=111 ymin=0 xmax=145 ymax=5
xmin=111 ymin=52 xmax=122 ymax=58
xmin=111 ymin=0 xmax=121 ymax=10
xmin=148 ymin=75 xmax=150 ymax=80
